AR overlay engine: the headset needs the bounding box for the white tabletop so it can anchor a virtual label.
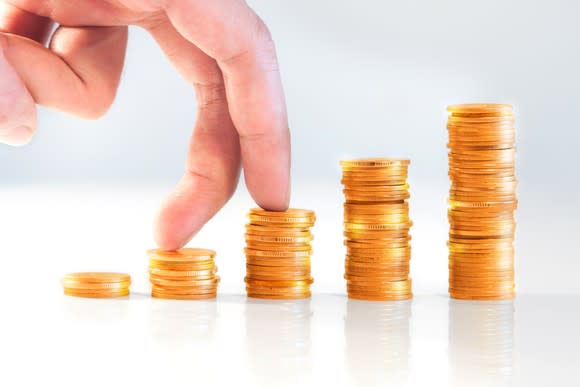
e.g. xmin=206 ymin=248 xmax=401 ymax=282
xmin=1 ymin=185 xmax=578 ymax=386
xmin=0 ymin=291 xmax=578 ymax=387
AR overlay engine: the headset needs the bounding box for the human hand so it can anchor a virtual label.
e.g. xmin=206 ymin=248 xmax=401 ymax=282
xmin=0 ymin=0 xmax=290 ymax=249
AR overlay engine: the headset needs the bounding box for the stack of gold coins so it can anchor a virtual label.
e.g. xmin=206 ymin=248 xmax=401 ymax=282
xmin=62 ymin=272 xmax=131 ymax=298
xmin=340 ymin=158 xmax=413 ymax=301
xmin=148 ymin=248 xmax=219 ymax=300
xmin=447 ymin=104 xmax=517 ymax=300
xmin=244 ymin=208 xmax=316 ymax=299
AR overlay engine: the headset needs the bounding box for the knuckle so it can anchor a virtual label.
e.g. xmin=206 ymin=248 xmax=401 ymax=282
xmin=195 ymin=82 xmax=226 ymax=109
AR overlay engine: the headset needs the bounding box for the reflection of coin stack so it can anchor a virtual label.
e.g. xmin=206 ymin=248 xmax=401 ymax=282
xmin=449 ymin=300 xmax=514 ymax=387
xmin=150 ymin=299 xmax=218 ymax=348
xmin=345 ymin=300 xmax=411 ymax=385
xmin=244 ymin=208 xmax=316 ymax=300
xmin=447 ymin=104 xmax=517 ymax=300
xmin=62 ymin=272 xmax=131 ymax=298
xmin=340 ymin=158 xmax=413 ymax=300
xmin=148 ymin=248 xmax=219 ymax=300
xmin=245 ymin=300 xmax=312 ymax=386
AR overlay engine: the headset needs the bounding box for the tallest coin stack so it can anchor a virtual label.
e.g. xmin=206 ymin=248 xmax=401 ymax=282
xmin=447 ymin=104 xmax=517 ymax=300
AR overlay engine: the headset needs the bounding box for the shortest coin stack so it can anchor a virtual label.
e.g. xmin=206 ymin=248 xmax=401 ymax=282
xmin=148 ymin=248 xmax=219 ymax=300
xmin=245 ymin=208 xmax=316 ymax=300
xmin=62 ymin=272 xmax=131 ymax=298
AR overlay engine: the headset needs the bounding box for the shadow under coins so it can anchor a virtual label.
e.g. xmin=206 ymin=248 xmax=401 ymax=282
xmin=244 ymin=298 xmax=313 ymax=386
xmin=344 ymin=299 xmax=412 ymax=386
xmin=448 ymin=299 xmax=515 ymax=387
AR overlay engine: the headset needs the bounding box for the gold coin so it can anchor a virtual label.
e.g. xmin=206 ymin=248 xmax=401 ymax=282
xmin=245 ymin=273 xmax=313 ymax=281
xmin=344 ymin=202 xmax=408 ymax=212
xmin=340 ymin=158 xmax=410 ymax=168
xmin=246 ymin=266 xmax=310 ymax=275
xmin=341 ymin=166 xmax=409 ymax=174
xmin=244 ymin=248 xmax=311 ymax=258
xmin=448 ymin=103 xmax=512 ymax=114
xmin=346 ymin=244 xmax=411 ymax=254
xmin=344 ymin=221 xmax=412 ymax=231
xmin=346 ymin=260 xmax=410 ymax=269
xmin=347 ymin=292 xmax=412 ymax=301
xmin=345 ymin=213 xmax=410 ymax=223
xmin=152 ymin=284 xmax=218 ymax=294
xmin=149 ymin=267 xmax=217 ymax=278
xmin=346 ymin=257 xmax=410 ymax=266
xmin=245 ymin=278 xmax=313 ymax=287
xmin=148 ymin=261 xmax=216 ymax=271
xmin=61 ymin=280 xmax=131 ymax=290
xmin=148 ymin=247 xmax=216 ymax=257
xmin=246 ymin=257 xmax=311 ymax=267
xmin=345 ymin=274 xmax=409 ymax=283
xmin=62 ymin=272 xmax=131 ymax=284
xmin=244 ymin=234 xmax=314 ymax=244
xmin=245 ymin=225 xmax=312 ymax=236
xmin=245 ymin=241 xmax=312 ymax=251
xmin=449 ymin=259 xmax=514 ymax=268
xmin=246 ymin=284 xmax=311 ymax=294
xmin=150 ymin=277 xmax=220 ymax=288
xmin=247 ymin=292 xmax=311 ymax=300
xmin=64 ymin=288 xmax=130 ymax=298
xmin=343 ymin=190 xmax=410 ymax=199
xmin=152 ymin=292 xmax=217 ymax=300
xmin=347 ymin=278 xmax=411 ymax=288
xmin=247 ymin=209 xmax=316 ymax=226
xmin=343 ymin=183 xmax=410 ymax=192
xmin=249 ymin=207 xmax=315 ymax=218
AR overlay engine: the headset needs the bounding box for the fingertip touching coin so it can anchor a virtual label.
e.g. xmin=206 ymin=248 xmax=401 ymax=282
xmin=0 ymin=0 xmax=290 ymax=250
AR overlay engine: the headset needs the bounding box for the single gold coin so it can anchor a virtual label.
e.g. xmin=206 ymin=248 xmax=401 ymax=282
xmin=340 ymin=158 xmax=410 ymax=168
xmin=244 ymin=248 xmax=312 ymax=258
xmin=247 ymin=208 xmax=316 ymax=225
xmin=147 ymin=248 xmax=215 ymax=262
xmin=245 ymin=241 xmax=312 ymax=251
xmin=149 ymin=267 xmax=217 ymax=278
xmin=347 ymin=292 xmax=412 ymax=301
xmin=245 ymin=278 xmax=313 ymax=287
xmin=448 ymin=103 xmax=513 ymax=114
xmin=62 ymin=272 xmax=131 ymax=284
xmin=247 ymin=292 xmax=311 ymax=300
xmin=61 ymin=280 xmax=131 ymax=290
xmin=244 ymin=234 xmax=314 ymax=244
xmin=249 ymin=208 xmax=315 ymax=219
xmin=64 ymin=288 xmax=130 ymax=298
xmin=245 ymin=225 xmax=312 ymax=236
xmin=152 ymin=292 xmax=217 ymax=300
xmin=246 ymin=257 xmax=311 ymax=267
xmin=150 ymin=277 xmax=220 ymax=287
xmin=245 ymin=273 xmax=313 ymax=281
xmin=152 ymin=285 xmax=219 ymax=296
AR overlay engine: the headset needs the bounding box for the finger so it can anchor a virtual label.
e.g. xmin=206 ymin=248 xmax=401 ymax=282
xmin=1 ymin=25 xmax=127 ymax=119
xmin=0 ymin=35 xmax=35 ymax=146
xmin=0 ymin=2 xmax=53 ymax=44
xmin=148 ymin=19 xmax=241 ymax=249
xmin=164 ymin=0 xmax=290 ymax=211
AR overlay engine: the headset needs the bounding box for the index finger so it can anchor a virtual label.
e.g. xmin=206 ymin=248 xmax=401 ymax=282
xmin=164 ymin=0 xmax=290 ymax=211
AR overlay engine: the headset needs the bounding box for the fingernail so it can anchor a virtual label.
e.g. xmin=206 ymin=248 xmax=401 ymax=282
xmin=0 ymin=125 xmax=32 ymax=146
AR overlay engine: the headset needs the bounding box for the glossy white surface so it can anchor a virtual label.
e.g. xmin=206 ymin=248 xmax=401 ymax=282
xmin=0 ymin=292 xmax=578 ymax=387
xmin=1 ymin=186 xmax=578 ymax=386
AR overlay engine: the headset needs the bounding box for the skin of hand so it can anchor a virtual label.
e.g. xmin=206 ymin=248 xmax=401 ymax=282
xmin=0 ymin=0 xmax=291 ymax=250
